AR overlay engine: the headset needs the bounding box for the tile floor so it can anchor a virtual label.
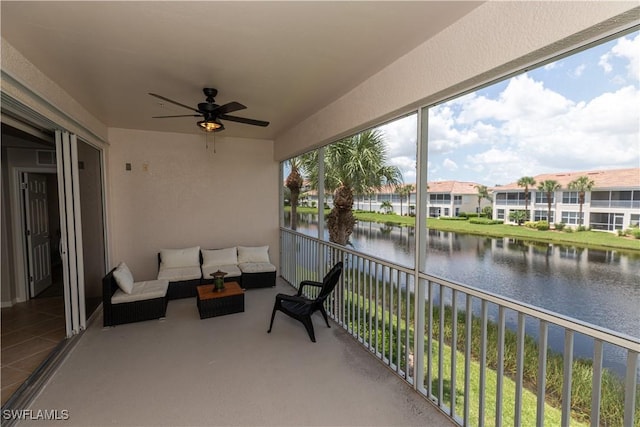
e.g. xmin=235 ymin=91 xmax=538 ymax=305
xmin=1 ymin=296 xmax=66 ymax=405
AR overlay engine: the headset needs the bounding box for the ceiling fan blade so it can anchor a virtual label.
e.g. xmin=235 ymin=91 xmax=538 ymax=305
xmin=152 ymin=114 xmax=201 ymax=118
xmin=149 ymin=93 xmax=200 ymax=113
xmin=220 ymin=114 xmax=269 ymax=127
xmin=214 ymin=102 xmax=246 ymax=115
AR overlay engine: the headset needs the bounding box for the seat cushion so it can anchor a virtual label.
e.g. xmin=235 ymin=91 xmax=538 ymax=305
xmin=238 ymin=262 xmax=276 ymax=274
xmin=112 ymin=279 xmax=169 ymax=304
xmin=202 ymin=247 xmax=237 ymax=267
xmin=160 ymin=246 xmax=200 ymax=269
xmin=157 ymin=266 xmax=202 ymax=282
xmin=201 ymin=264 xmax=242 ymax=279
xmin=237 ymin=246 xmax=270 ymax=264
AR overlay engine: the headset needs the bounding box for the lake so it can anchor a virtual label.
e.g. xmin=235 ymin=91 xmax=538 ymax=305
xmin=286 ymin=213 xmax=640 ymax=377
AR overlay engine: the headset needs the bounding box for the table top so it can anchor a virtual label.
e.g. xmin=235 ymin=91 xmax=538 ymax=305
xmin=197 ymin=281 xmax=244 ymax=301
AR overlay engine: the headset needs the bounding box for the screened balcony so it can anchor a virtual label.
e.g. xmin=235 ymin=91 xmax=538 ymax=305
xmin=9 ymin=279 xmax=453 ymax=427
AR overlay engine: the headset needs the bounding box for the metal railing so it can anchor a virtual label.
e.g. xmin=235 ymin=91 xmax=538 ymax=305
xmin=280 ymin=227 xmax=639 ymax=427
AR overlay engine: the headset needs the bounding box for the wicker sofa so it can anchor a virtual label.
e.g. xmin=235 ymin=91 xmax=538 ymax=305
xmin=157 ymin=247 xmax=203 ymax=300
xmin=103 ymin=263 xmax=169 ymax=327
xmin=158 ymin=246 xmax=276 ymax=298
xmin=201 ymin=246 xmax=277 ymax=289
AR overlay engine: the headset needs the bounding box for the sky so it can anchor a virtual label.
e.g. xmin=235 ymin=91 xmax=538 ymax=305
xmin=378 ymin=30 xmax=639 ymax=187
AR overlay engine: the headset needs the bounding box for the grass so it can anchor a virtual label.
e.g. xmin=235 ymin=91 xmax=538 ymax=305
xmin=285 ymin=206 xmax=640 ymax=254
xmin=342 ymin=288 xmax=638 ymax=427
xmin=343 ymin=295 xmax=583 ymax=427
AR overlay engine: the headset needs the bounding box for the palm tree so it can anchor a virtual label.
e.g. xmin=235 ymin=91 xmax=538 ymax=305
xmin=509 ymin=210 xmax=526 ymax=225
xmin=474 ymin=185 xmax=492 ymax=217
xmin=396 ymin=184 xmax=415 ymax=216
xmin=284 ymin=157 xmax=304 ymax=230
xmin=303 ymin=130 xmax=402 ymax=245
xmin=517 ymin=176 xmax=536 ymax=221
xmin=380 ymin=200 xmax=393 ymax=214
xmin=568 ymin=175 xmax=595 ymax=226
xmin=537 ymin=180 xmax=561 ymax=223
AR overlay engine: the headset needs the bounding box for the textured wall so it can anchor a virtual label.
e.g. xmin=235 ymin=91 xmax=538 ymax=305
xmin=107 ymin=128 xmax=279 ymax=280
xmin=274 ymin=2 xmax=639 ymax=160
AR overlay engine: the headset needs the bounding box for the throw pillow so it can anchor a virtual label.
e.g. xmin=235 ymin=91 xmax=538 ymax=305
xmin=113 ymin=262 xmax=134 ymax=294
xmin=237 ymin=246 xmax=270 ymax=264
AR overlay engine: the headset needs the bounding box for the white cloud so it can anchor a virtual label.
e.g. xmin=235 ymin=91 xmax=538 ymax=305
xmin=427 ymin=70 xmax=639 ymax=185
xmin=443 ymin=158 xmax=458 ymax=171
xmin=570 ymin=64 xmax=586 ymax=78
xmin=371 ymin=32 xmax=640 ymax=186
xmin=456 ymin=74 xmax=574 ymax=125
xmin=599 ymin=33 xmax=640 ymax=82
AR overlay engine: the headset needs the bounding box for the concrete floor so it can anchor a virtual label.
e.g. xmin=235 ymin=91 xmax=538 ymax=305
xmin=16 ymin=279 xmax=453 ymax=426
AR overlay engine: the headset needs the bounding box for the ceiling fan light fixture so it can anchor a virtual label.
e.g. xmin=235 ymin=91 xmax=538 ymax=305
xmin=198 ymin=119 xmax=223 ymax=132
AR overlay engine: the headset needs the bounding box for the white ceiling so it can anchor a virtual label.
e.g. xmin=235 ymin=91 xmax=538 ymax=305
xmin=1 ymin=1 xmax=481 ymax=140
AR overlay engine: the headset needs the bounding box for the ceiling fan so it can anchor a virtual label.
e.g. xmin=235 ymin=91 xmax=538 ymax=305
xmin=149 ymin=88 xmax=269 ymax=132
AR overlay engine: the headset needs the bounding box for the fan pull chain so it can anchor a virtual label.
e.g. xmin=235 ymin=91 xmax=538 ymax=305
xmin=205 ymin=132 xmax=217 ymax=154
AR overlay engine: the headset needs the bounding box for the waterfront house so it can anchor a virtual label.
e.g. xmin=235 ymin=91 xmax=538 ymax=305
xmin=2 ymin=2 xmax=638 ymax=426
xmin=426 ymin=180 xmax=490 ymax=218
xmin=493 ymin=168 xmax=640 ymax=231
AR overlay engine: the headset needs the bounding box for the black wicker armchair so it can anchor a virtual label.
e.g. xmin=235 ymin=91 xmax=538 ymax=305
xmin=267 ymin=262 xmax=343 ymax=342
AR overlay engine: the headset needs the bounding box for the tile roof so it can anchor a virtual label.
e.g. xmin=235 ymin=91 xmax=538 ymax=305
xmin=426 ymin=180 xmax=485 ymax=194
xmin=493 ymin=168 xmax=640 ymax=191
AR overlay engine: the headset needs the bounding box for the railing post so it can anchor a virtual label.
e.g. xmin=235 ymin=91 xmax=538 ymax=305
xmin=561 ymin=330 xmax=574 ymax=427
xmin=624 ymin=350 xmax=638 ymax=427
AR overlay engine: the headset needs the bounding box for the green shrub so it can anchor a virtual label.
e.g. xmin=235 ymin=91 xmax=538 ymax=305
xmin=632 ymin=229 xmax=640 ymax=239
xmin=535 ymin=221 xmax=550 ymax=231
xmin=564 ymin=227 xmax=574 ymax=233
xmin=469 ymin=218 xmax=503 ymax=225
xmin=554 ymin=222 xmax=566 ymax=231
xmin=440 ymin=216 xmax=469 ymax=221
xmin=577 ymin=225 xmax=587 ymax=232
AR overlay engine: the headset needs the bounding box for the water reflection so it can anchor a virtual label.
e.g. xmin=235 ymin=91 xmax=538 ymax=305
xmin=284 ymin=213 xmax=640 ymax=377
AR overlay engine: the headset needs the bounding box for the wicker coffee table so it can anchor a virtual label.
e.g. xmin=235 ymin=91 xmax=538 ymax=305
xmin=196 ymin=281 xmax=245 ymax=319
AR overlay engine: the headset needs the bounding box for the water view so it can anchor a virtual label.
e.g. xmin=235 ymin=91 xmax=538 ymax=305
xmin=286 ymin=213 xmax=640 ymax=378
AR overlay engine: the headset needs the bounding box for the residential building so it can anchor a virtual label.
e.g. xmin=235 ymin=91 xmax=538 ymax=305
xmin=493 ymin=168 xmax=640 ymax=231
xmin=426 ymin=180 xmax=490 ymax=217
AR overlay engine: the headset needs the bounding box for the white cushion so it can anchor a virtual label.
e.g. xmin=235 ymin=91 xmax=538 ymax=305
xmin=238 ymin=262 xmax=276 ymax=274
xmin=157 ymin=266 xmax=202 ymax=282
xmin=160 ymin=246 xmax=200 ymax=269
xmin=201 ymin=264 xmax=242 ymax=279
xmin=237 ymin=246 xmax=270 ymax=264
xmin=112 ymin=279 xmax=169 ymax=304
xmin=202 ymin=247 xmax=237 ymax=267
xmin=113 ymin=262 xmax=134 ymax=294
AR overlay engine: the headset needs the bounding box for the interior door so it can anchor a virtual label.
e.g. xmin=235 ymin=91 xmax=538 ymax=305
xmin=24 ymin=172 xmax=53 ymax=297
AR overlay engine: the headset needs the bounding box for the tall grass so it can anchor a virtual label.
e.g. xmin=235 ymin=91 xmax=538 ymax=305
xmin=339 ymin=284 xmax=639 ymax=427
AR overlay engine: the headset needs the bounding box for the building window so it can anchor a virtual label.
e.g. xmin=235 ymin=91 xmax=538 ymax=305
xmin=561 ymin=211 xmax=583 ymax=225
xmin=429 ymin=193 xmax=451 ymax=204
xmin=534 ymin=210 xmax=554 ymax=222
xmin=497 ymin=209 xmax=505 ymax=220
xmin=535 ymin=193 xmax=554 ymax=204
xmin=562 ymin=191 xmax=579 ymax=204
xmin=590 ymin=212 xmax=624 ymax=231
xmin=630 ymin=214 xmax=640 ymax=227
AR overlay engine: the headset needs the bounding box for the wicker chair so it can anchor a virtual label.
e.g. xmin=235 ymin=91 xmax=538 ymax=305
xmin=103 ymin=267 xmax=168 ymax=327
xmin=267 ymin=262 xmax=343 ymax=342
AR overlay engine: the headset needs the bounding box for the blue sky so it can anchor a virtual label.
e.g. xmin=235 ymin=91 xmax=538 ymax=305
xmin=379 ymin=30 xmax=639 ymax=186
